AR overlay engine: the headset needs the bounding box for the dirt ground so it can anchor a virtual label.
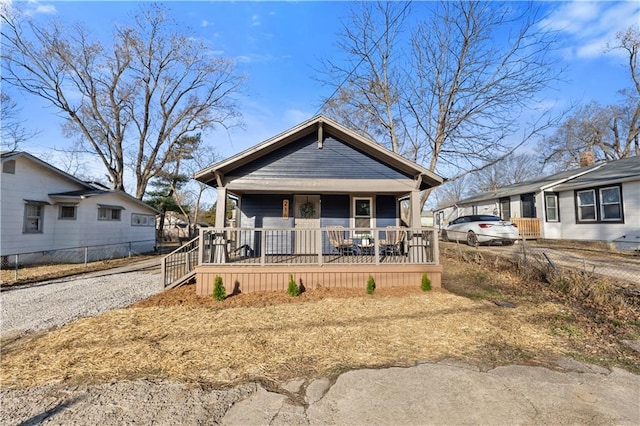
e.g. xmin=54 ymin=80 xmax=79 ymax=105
xmin=3 ymin=251 xmax=639 ymax=387
xmin=1 ymin=249 xmax=638 ymax=425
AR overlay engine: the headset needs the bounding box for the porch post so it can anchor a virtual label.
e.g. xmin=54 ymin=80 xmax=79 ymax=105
xmin=215 ymin=187 xmax=227 ymax=228
xmin=408 ymin=190 xmax=423 ymax=263
xmin=214 ymin=186 xmax=228 ymax=263
xmin=410 ymin=190 xmax=421 ymax=228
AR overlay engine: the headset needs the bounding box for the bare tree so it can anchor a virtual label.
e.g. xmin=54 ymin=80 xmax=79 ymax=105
xmin=541 ymin=26 xmax=639 ymax=170
xmin=432 ymin=175 xmax=472 ymax=210
xmin=473 ymin=153 xmax=543 ymax=193
xmin=320 ymin=1 xmax=563 ymax=206
xmin=1 ymin=93 xmax=39 ymax=151
xmin=180 ymin=145 xmax=220 ymax=236
xmin=610 ymin=26 xmax=640 ymax=155
xmin=321 ymin=2 xmax=409 ymax=154
xmin=2 ymin=4 xmax=244 ymax=199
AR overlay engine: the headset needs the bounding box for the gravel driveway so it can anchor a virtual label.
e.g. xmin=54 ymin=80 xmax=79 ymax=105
xmin=0 ymin=258 xmax=163 ymax=339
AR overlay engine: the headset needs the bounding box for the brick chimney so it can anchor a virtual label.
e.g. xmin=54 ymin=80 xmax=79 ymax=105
xmin=579 ymin=151 xmax=594 ymax=167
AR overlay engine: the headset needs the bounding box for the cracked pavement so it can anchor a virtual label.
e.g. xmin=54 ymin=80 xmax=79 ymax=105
xmin=4 ymin=359 xmax=637 ymax=425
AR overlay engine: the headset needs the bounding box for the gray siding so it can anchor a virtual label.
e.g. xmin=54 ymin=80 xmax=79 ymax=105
xmin=227 ymin=133 xmax=412 ymax=180
xmin=240 ymin=194 xmax=294 ymax=256
xmin=320 ymin=195 xmax=350 ymax=253
xmin=376 ymin=195 xmax=397 ymax=240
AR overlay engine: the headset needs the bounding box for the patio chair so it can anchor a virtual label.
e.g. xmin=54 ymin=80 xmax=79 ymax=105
xmin=327 ymin=226 xmax=356 ymax=255
xmin=379 ymin=227 xmax=406 ymax=255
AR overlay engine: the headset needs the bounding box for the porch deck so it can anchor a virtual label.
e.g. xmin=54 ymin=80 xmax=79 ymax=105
xmin=163 ymin=227 xmax=441 ymax=295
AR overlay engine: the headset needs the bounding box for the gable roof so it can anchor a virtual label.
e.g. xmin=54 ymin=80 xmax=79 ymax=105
xmin=2 ymin=151 xmax=92 ymax=189
xmin=553 ymin=155 xmax=639 ymax=191
xmin=2 ymin=151 xmax=159 ymax=214
xmin=447 ymin=155 xmax=638 ymax=207
xmin=194 ymin=115 xmax=443 ymax=190
xmin=452 ymin=163 xmax=603 ymax=206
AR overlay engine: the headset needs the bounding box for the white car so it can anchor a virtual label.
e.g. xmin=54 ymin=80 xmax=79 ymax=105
xmin=441 ymin=215 xmax=519 ymax=246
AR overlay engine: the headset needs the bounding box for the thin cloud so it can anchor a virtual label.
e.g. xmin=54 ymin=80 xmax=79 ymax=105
xmin=20 ymin=1 xmax=57 ymax=17
xmin=251 ymin=14 xmax=261 ymax=27
xmin=542 ymin=1 xmax=639 ymax=59
xmin=235 ymin=53 xmax=290 ymax=65
xmin=201 ymin=20 xmax=209 ymax=28
xmin=284 ymin=109 xmax=314 ymax=125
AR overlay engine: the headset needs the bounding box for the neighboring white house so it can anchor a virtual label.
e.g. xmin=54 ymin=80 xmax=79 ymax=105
xmin=1 ymin=151 xmax=159 ymax=265
xmin=434 ymin=156 xmax=639 ymax=250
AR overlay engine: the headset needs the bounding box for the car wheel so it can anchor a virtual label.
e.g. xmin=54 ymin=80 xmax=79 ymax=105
xmin=441 ymin=231 xmax=449 ymax=242
xmin=503 ymin=239 xmax=515 ymax=246
xmin=467 ymin=231 xmax=478 ymax=247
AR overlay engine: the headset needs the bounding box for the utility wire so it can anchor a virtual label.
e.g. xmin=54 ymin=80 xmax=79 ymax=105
xmin=314 ymin=1 xmax=412 ymax=117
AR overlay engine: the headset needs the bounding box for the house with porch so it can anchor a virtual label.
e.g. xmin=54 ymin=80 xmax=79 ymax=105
xmin=162 ymin=115 xmax=444 ymax=294
xmin=434 ymin=155 xmax=639 ymax=249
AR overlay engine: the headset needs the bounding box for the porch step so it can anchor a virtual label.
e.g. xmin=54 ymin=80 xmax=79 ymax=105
xmin=165 ymin=270 xmax=196 ymax=290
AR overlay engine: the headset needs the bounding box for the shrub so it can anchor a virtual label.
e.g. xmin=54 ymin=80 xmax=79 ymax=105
xmin=287 ymin=274 xmax=300 ymax=297
xmin=366 ymin=275 xmax=375 ymax=294
xmin=421 ymin=273 xmax=432 ymax=292
xmin=212 ymin=275 xmax=226 ymax=301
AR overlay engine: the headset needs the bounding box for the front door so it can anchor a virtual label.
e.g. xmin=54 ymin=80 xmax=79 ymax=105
xmin=521 ymin=193 xmax=536 ymax=218
xmin=294 ymin=195 xmax=320 ymax=254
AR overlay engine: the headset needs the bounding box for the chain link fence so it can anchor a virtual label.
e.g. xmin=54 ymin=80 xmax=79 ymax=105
xmin=442 ymin=233 xmax=640 ymax=306
xmin=1 ymin=240 xmax=156 ymax=282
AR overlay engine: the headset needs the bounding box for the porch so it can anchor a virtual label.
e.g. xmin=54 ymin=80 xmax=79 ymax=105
xmin=510 ymin=218 xmax=541 ymax=239
xmin=162 ymin=226 xmax=442 ymax=295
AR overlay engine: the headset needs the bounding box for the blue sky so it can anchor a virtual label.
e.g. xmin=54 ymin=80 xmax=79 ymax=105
xmin=3 ymin=0 xmax=639 ymax=198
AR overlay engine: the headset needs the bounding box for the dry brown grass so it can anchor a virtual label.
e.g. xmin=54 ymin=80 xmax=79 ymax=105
xmin=0 ymin=288 xmax=566 ymax=389
xmin=0 ymin=255 xmax=158 ymax=287
xmin=1 ymin=252 xmax=638 ymax=390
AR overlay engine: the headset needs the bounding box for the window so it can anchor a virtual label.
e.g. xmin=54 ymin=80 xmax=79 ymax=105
xmin=58 ymin=204 xmax=77 ymax=220
xmin=131 ymin=213 xmax=155 ymax=227
xmin=576 ymin=190 xmax=596 ymax=221
xmin=600 ymin=187 xmax=622 ymax=221
xmin=353 ymin=197 xmax=372 ymax=233
xmin=575 ymin=185 xmax=623 ymax=223
xmin=24 ymin=203 xmax=44 ymax=233
xmin=545 ymin=194 xmax=559 ymax=222
xmin=499 ymin=198 xmax=511 ymax=221
xmin=3 ymin=160 xmax=15 ymax=174
xmin=98 ymin=205 xmax=123 ymax=221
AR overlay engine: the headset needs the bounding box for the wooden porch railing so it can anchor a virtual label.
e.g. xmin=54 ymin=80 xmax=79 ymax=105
xmin=161 ymin=236 xmax=199 ymax=288
xmin=162 ymin=227 xmax=440 ymax=289
xmin=198 ymin=227 xmax=439 ymax=267
xmin=509 ymin=218 xmax=541 ymax=239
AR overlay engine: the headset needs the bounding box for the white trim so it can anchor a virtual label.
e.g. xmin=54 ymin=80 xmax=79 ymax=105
xmin=544 ymin=194 xmax=559 ymax=222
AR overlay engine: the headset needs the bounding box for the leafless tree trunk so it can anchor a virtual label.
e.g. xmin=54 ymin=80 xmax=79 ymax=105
xmin=1 ymin=4 xmax=244 ymax=199
xmin=319 ymin=1 xmax=563 ymax=208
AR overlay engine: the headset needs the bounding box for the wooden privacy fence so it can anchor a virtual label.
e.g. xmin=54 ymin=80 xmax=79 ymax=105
xmin=510 ymin=218 xmax=541 ymax=239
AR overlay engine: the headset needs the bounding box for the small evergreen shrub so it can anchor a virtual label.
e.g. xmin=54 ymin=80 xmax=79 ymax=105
xmin=212 ymin=275 xmax=226 ymax=301
xmin=366 ymin=275 xmax=375 ymax=294
xmin=287 ymin=274 xmax=300 ymax=297
xmin=421 ymin=273 xmax=432 ymax=292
